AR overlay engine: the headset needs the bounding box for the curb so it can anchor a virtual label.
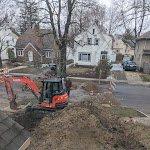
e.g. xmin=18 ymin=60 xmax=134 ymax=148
xmin=136 ymin=109 xmax=149 ymax=118
xmin=68 ymin=76 xmax=150 ymax=87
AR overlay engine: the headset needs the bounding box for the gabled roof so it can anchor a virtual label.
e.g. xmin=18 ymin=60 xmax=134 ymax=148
xmin=0 ymin=111 xmax=30 ymax=150
xmin=23 ymin=42 xmax=42 ymax=56
xmin=137 ymin=31 xmax=150 ymax=40
xmin=16 ymin=27 xmax=55 ymax=53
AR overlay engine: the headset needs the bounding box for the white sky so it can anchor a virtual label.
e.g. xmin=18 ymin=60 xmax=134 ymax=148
xmin=98 ymin=0 xmax=112 ymax=7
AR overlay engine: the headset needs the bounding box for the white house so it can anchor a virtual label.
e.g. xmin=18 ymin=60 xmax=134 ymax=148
xmin=0 ymin=25 xmax=19 ymax=63
xmin=67 ymin=24 xmax=116 ymax=66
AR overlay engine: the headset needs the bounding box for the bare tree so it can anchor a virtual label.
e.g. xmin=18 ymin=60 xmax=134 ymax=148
xmin=41 ymin=0 xmax=76 ymax=77
xmin=109 ymin=0 xmax=150 ymax=51
xmin=0 ymin=33 xmax=11 ymax=68
xmin=0 ymin=0 xmax=12 ymax=68
xmin=16 ymin=0 xmax=39 ymax=33
xmin=71 ymin=0 xmax=106 ymax=35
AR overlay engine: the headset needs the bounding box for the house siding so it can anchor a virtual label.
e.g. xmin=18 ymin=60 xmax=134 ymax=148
xmin=135 ymin=39 xmax=150 ymax=69
xmin=16 ymin=27 xmax=59 ymax=66
xmin=71 ymin=24 xmax=116 ymax=66
xmin=0 ymin=27 xmax=18 ymax=61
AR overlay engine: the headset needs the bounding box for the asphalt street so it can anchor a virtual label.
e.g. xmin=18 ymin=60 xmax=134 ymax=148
xmin=115 ymin=84 xmax=150 ymax=115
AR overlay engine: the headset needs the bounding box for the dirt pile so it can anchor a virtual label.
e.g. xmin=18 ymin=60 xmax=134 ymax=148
xmin=27 ymin=94 xmax=146 ymax=150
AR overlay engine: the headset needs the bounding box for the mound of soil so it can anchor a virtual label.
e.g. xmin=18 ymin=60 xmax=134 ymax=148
xmin=26 ymin=94 xmax=146 ymax=150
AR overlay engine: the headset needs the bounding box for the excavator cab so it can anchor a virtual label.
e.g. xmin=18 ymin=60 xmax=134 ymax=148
xmin=39 ymin=78 xmax=68 ymax=109
xmin=41 ymin=79 xmax=64 ymax=101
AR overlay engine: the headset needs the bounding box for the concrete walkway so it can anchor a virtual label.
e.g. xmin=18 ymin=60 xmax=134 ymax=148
xmin=0 ymin=66 xmax=27 ymax=74
xmin=9 ymin=66 xmax=27 ymax=71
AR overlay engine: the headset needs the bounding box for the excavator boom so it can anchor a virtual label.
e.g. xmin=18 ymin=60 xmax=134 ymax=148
xmin=1 ymin=75 xmax=41 ymax=109
xmin=0 ymin=74 xmax=69 ymax=110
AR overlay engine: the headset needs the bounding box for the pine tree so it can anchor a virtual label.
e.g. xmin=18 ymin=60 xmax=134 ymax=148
xmin=19 ymin=0 xmax=39 ymax=33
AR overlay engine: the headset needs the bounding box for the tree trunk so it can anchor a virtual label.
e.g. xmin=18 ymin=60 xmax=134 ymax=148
xmin=0 ymin=55 xmax=2 ymax=68
xmin=59 ymin=43 xmax=67 ymax=78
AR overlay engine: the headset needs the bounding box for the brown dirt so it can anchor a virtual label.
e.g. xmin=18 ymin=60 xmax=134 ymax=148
xmin=81 ymin=81 xmax=99 ymax=93
xmin=19 ymin=93 xmax=146 ymax=150
xmin=9 ymin=81 xmax=148 ymax=150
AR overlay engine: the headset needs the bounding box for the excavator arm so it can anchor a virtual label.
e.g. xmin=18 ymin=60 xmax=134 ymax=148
xmin=1 ymin=75 xmax=41 ymax=110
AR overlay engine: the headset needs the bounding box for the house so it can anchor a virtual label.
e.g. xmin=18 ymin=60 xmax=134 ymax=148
xmin=15 ymin=25 xmax=59 ymax=66
xmin=0 ymin=25 xmax=19 ymax=64
xmin=0 ymin=111 xmax=30 ymax=150
xmin=67 ymin=24 xmax=116 ymax=66
xmin=113 ymin=35 xmax=134 ymax=57
xmin=135 ymin=31 xmax=150 ymax=73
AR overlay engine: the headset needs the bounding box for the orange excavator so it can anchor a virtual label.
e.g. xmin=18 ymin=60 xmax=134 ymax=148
xmin=0 ymin=75 xmax=69 ymax=110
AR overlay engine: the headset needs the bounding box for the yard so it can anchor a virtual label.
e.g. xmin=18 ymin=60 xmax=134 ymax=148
xmin=67 ymin=66 xmax=97 ymax=78
xmin=9 ymin=66 xmax=43 ymax=74
xmin=140 ymin=74 xmax=150 ymax=82
xmin=8 ymin=80 xmax=150 ymax=150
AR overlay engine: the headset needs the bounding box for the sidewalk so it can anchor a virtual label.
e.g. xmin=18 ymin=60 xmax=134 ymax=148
xmin=8 ymin=66 xmax=27 ymax=71
xmin=0 ymin=66 xmax=27 ymax=74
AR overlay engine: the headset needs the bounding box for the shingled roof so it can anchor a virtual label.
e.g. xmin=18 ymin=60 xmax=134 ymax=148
xmin=137 ymin=31 xmax=150 ymax=40
xmin=0 ymin=111 xmax=30 ymax=150
xmin=16 ymin=27 xmax=55 ymax=53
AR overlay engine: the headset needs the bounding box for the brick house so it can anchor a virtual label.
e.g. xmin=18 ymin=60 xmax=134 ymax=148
xmin=16 ymin=26 xmax=59 ymax=66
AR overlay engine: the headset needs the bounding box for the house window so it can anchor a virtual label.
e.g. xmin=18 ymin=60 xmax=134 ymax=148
xmin=101 ymin=51 xmax=108 ymax=60
xmin=78 ymin=53 xmax=91 ymax=62
xmin=95 ymin=38 xmax=99 ymax=45
xmin=45 ymin=51 xmax=51 ymax=58
xmin=18 ymin=50 xmax=23 ymax=56
xmin=87 ymin=38 xmax=92 ymax=45
xmin=93 ymin=29 xmax=95 ymax=34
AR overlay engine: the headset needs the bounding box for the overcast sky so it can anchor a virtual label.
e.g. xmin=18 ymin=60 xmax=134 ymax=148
xmin=98 ymin=0 xmax=112 ymax=7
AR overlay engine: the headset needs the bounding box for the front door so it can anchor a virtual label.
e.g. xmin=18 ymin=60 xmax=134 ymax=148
xmin=28 ymin=51 xmax=33 ymax=62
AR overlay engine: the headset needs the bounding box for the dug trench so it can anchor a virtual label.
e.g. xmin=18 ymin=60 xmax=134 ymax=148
xmin=9 ymin=81 xmax=149 ymax=149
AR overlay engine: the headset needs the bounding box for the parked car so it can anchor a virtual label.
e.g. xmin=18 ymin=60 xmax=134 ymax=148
xmin=123 ymin=61 xmax=137 ymax=71
xmin=42 ymin=63 xmax=57 ymax=70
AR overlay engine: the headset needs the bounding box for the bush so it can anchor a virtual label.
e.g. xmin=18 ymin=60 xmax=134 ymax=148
xmin=95 ymin=59 xmax=112 ymax=79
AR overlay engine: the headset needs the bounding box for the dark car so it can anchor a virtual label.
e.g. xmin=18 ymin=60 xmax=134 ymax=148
xmin=123 ymin=61 xmax=137 ymax=71
xmin=49 ymin=63 xmax=57 ymax=70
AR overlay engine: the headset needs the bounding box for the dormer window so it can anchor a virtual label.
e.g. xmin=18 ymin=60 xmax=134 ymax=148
xmin=93 ymin=29 xmax=95 ymax=34
xmin=87 ymin=38 xmax=92 ymax=45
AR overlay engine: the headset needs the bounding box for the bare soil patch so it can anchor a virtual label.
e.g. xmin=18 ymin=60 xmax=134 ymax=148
xmin=67 ymin=66 xmax=97 ymax=78
xmin=7 ymin=81 xmax=150 ymax=150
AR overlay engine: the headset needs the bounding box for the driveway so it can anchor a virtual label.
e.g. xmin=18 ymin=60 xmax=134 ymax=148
xmin=111 ymin=63 xmax=123 ymax=71
xmin=115 ymin=84 xmax=150 ymax=115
